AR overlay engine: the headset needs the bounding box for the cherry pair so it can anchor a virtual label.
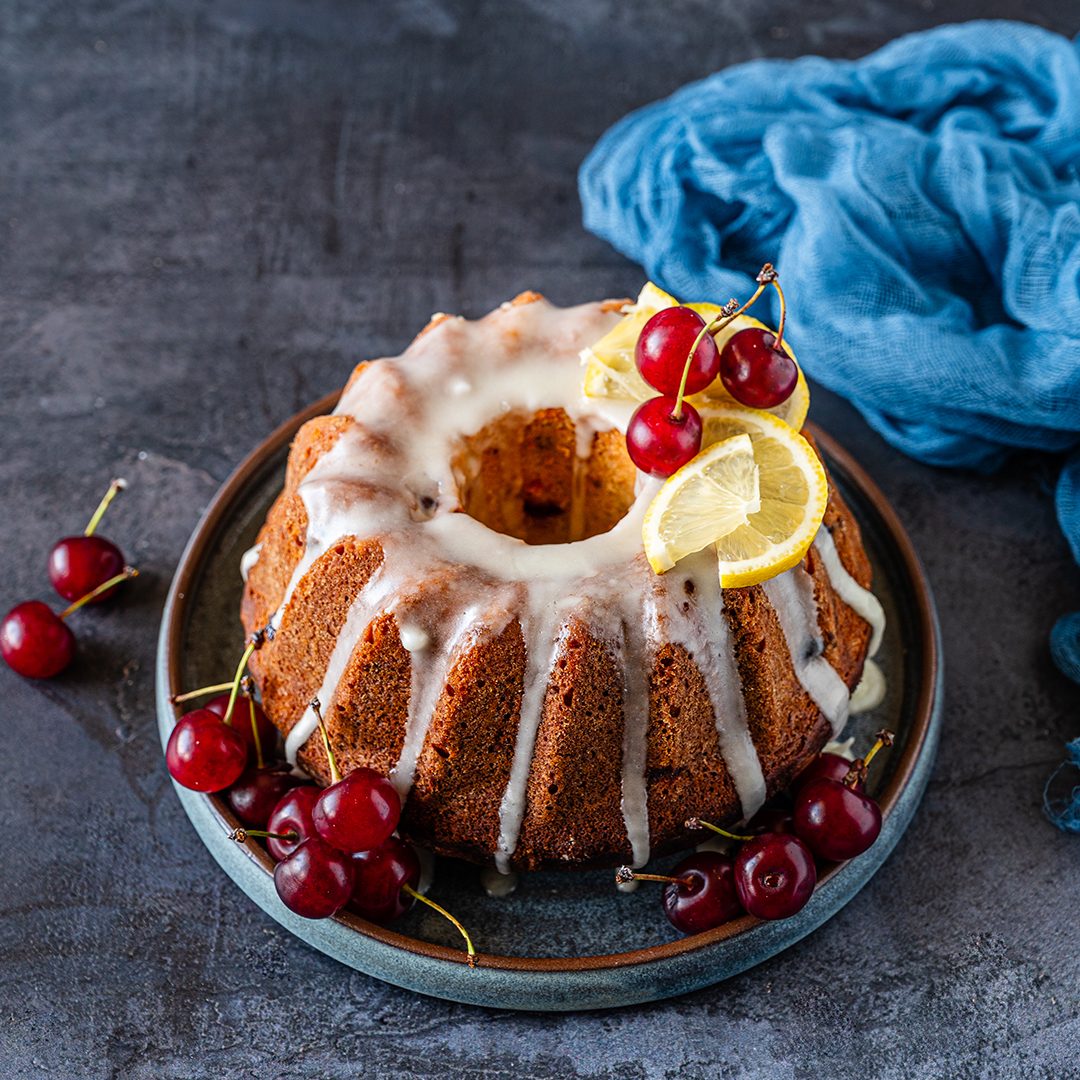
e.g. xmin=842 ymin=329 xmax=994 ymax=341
xmin=1 ymin=480 xmax=138 ymax=678
xmin=626 ymin=264 xmax=798 ymax=478
xmin=619 ymin=823 xmax=815 ymax=931
xmin=619 ymin=730 xmax=894 ymax=935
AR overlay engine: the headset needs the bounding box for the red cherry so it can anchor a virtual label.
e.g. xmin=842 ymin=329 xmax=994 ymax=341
xmin=734 ymin=833 xmax=817 ymax=920
xmin=273 ymin=837 xmax=355 ymax=919
xmin=165 ymin=708 xmax=248 ymax=792
xmin=720 ymin=328 xmax=798 ymax=409
xmin=226 ymin=765 xmax=303 ymax=827
xmin=312 ymin=768 xmax=401 ymax=855
xmin=204 ymin=692 xmax=278 ymax=762
xmin=661 ymin=852 xmax=743 ymax=934
xmin=793 ymin=778 xmax=882 ymax=861
xmin=625 ymin=397 xmax=703 ymax=478
xmin=48 ymin=536 xmax=125 ymax=604
xmin=266 ymin=785 xmax=320 ymax=861
xmin=635 ymin=307 xmax=719 ymax=396
xmin=350 ymin=836 xmax=422 ymax=924
xmin=0 ymin=601 xmax=76 ymax=679
xmin=795 ymin=752 xmax=864 ymax=795
xmin=747 ymin=804 xmax=795 ymax=835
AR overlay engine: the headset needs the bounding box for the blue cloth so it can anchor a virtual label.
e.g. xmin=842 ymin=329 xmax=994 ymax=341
xmin=579 ymin=21 xmax=1080 ymax=831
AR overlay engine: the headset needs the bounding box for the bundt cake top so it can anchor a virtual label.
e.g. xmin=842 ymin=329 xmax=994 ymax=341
xmin=248 ymin=293 xmax=884 ymax=871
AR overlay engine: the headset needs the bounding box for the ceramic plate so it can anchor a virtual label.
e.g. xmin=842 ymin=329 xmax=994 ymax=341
xmin=156 ymin=394 xmax=942 ymax=1012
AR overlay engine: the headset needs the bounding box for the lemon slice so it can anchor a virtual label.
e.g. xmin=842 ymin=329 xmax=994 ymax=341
xmin=642 ymin=434 xmax=761 ymax=574
xmin=581 ymin=282 xmax=809 ymax=431
xmin=581 ymin=282 xmax=678 ymax=401
xmin=697 ymin=406 xmax=829 ymax=588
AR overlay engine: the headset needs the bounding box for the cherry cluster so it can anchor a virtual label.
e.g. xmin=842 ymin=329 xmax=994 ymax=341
xmin=1 ymin=480 xmax=138 ymax=678
xmin=626 ymin=264 xmax=799 ymax=478
xmin=167 ymin=660 xmax=476 ymax=963
xmin=619 ymin=731 xmax=894 ymax=934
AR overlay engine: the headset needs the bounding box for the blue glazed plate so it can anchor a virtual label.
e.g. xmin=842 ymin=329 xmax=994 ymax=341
xmin=156 ymin=394 xmax=942 ymax=1012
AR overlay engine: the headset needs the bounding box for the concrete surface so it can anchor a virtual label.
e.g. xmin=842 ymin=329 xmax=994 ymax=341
xmin=0 ymin=2 xmax=1077 ymax=1077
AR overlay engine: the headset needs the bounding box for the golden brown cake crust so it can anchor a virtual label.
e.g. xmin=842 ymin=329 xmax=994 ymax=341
xmin=240 ymin=302 xmax=876 ymax=871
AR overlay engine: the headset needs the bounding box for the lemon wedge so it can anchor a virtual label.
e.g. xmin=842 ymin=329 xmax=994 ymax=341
xmin=582 ymin=282 xmax=810 ymax=431
xmin=698 ymin=406 xmax=829 ymax=588
xmin=642 ymin=434 xmax=761 ymax=574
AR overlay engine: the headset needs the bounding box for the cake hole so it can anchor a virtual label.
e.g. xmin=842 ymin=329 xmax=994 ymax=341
xmin=450 ymin=408 xmax=636 ymax=544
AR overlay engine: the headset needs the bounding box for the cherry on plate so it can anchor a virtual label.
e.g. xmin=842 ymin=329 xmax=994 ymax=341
xmin=350 ymin=836 xmax=422 ymax=924
xmin=266 ymin=785 xmax=320 ymax=861
xmin=312 ymin=767 xmax=401 ymax=855
xmin=734 ymin=832 xmax=817 ymax=920
xmin=274 ymin=836 xmax=355 ymax=919
xmin=165 ymin=708 xmax=248 ymax=792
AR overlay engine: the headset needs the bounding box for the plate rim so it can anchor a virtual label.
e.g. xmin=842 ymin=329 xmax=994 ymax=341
xmin=157 ymin=391 xmax=940 ymax=979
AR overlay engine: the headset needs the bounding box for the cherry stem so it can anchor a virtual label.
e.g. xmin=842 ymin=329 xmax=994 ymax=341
xmin=673 ymin=262 xmax=780 ymax=421
xmin=241 ymin=675 xmax=264 ymax=769
xmin=770 ymin=277 xmax=788 ymax=355
xmin=311 ymin=697 xmax=341 ymax=785
xmin=171 ymin=681 xmax=234 ymax=704
xmin=84 ymin=477 xmax=127 ymax=537
xmin=402 ymin=884 xmax=477 ymax=967
xmin=229 ymin=828 xmax=298 ymax=843
xmin=614 ymin=867 xmax=694 ymax=888
xmin=59 ymin=567 xmax=138 ymax=619
xmin=845 ymin=728 xmax=895 ymax=788
xmin=684 ymin=817 xmax=753 ymax=842
xmin=221 ymin=632 xmax=264 ymax=728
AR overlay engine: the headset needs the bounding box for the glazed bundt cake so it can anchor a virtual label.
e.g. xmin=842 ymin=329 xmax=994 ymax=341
xmin=240 ymin=292 xmax=884 ymax=872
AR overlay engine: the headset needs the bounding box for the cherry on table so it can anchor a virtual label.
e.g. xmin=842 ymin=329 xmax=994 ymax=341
xmin=226 ymin=765 xmax=303 ymax=828
xmin=313 ymin=767 xmax=401 ymax=855
xmin=350 ymin=836 xmax=422 ymax=924
xmin=47 ymin=478 xmax=128 ymax=603
xmin=794 ymin=778 xmax=882 ymax=861
xmin=625 ymin=396 xmax=703 ymax=478
xmin=0 ymin=600 xmax=76 ymax=679
xmin=266 ymin=784 xmax=320 ymax=861
xmin=635 ymin=307 xmax=720 ymax=396
xmin=274 ymin=836 xmax=355 ymax=919
xmin=734 ymin=832 xmax=817 ymax=920
xmin=165 ymin=708 xmax=248 ymax=792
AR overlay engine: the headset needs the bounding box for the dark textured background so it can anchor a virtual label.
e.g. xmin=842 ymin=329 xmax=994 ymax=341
xmin=1 ymin=2 xmax=1078 ymax=1077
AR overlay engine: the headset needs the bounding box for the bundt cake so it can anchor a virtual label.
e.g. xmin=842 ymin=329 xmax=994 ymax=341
xmin=240 ymin=291 xmax=885 ymax=872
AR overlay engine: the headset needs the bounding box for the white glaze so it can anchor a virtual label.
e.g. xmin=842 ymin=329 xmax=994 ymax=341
xmin=813 ymin=525 xmax=886 ymax=656
xmin=762 ymin=566 xmax=851 ymax=739
xmin=851 ymin=658 xmax=886 ymax=713
xmin=240 ymin=542 xmax=262 ymax=583
xmin=265 ymin=296 xmax=883 ymax=869
xmin=661 ymin=550 xmax=767 ymax=821
xmin=398 ymin=623 xmax=431 ymax=652
xmin=824 ymin=735 xmax=857 ymax=760
xmin=481 ymin=867 xmax=519 ymax=898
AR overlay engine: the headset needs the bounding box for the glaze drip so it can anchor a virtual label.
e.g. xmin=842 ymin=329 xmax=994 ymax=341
xmin=762 ymin=564 xmax=851 ymax=739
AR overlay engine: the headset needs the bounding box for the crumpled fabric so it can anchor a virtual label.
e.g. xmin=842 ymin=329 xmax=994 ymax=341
xmin=578 ymin=21 xmax=1080 ymax=831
